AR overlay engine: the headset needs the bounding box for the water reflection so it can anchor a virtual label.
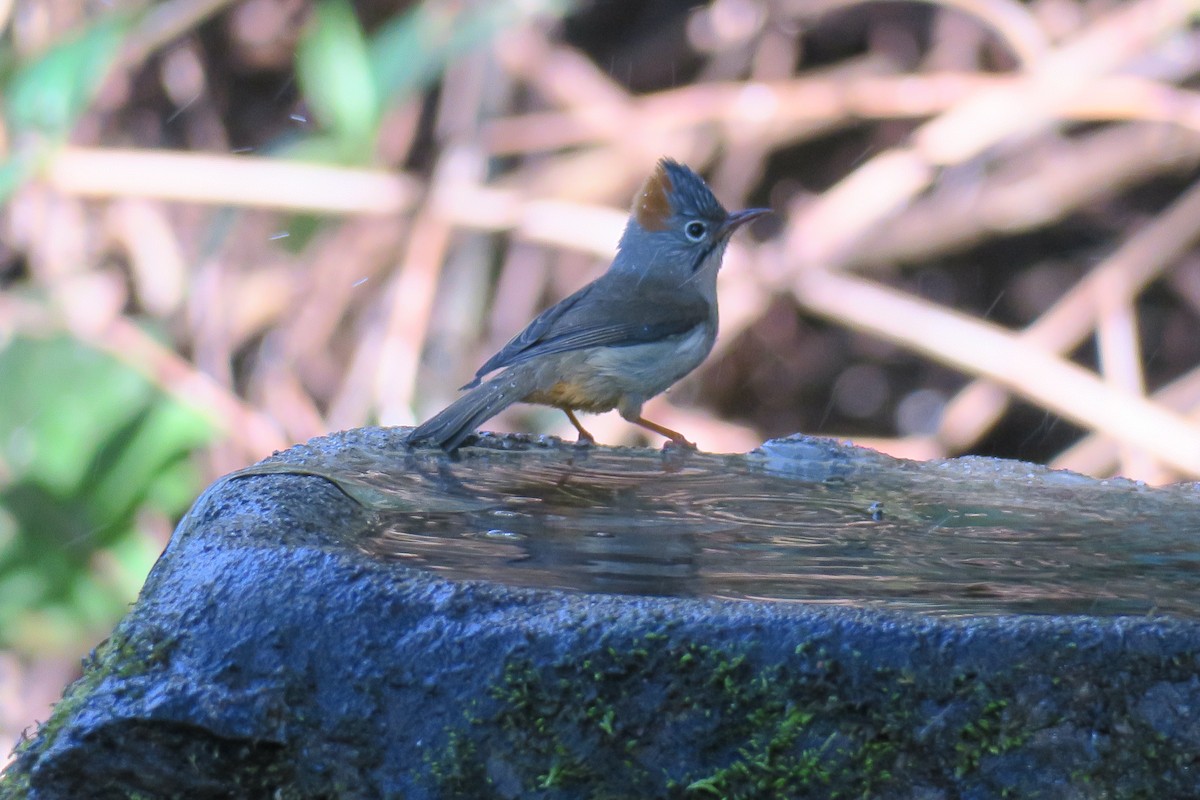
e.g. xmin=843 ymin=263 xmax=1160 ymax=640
xmin=346 ymin=441 xmax=1200 ymax=617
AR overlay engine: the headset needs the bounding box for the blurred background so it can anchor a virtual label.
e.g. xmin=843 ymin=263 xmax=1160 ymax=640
xmin=6 ymin=0 xmax=1200 ymax=766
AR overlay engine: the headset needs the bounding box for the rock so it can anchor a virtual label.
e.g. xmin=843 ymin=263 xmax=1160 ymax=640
xmin=4 ymin=427 xmax=1200 ymax=799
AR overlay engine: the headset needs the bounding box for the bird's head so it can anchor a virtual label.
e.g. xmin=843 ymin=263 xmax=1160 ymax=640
xmin=614 ymin=158 xmax=769 ymax=282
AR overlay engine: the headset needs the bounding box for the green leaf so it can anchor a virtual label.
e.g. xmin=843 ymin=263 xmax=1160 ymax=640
xmin=0 ymin=334 xmax=215 ymax=654
xmin=0 ymin=12 xmax=130 ymax=201
xmin=295 ymin=0 xmax=379 ymax=162
xmin=369 ymin=0 xmax=571 ymax=104
xmin=3 ymin=13 xmax=129 ymax=137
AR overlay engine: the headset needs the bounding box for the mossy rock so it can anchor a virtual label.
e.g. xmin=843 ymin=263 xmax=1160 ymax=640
xmin=4 ymin=428 xmax=1200 ymax=799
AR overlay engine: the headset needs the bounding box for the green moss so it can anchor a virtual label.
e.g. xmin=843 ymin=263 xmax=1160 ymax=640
xmin=0 ymin=634 xmax=127 ymax=799
xmin=953 ymin=697 xmax=1021 ymax=777
xmin=425 ymin=729 xmax=494 ymax=797
xmin=10 ymin=612 xmax=1200 ymax=798
xmin=11 ymin=625 xmax=141 ymax=762
xmin=425 ymin=630 xmax=1071 ymax=799
xmin=427 ymin=633 xmax=840 ymax=796
xmin=1 ymin=622 xmax=182 ymax=796
xmin=1 ymin=623 xmax=309 ymax=798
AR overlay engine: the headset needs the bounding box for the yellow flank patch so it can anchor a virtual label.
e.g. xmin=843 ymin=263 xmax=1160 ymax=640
xmin=633 ymin=161 xmax=674 ymax=232
xmin=526 ymin=381 xmax=614 ymax=413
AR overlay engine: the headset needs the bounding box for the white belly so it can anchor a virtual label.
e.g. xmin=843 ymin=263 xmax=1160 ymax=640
xmin=589 ymin=324 xmax=715 ymax=399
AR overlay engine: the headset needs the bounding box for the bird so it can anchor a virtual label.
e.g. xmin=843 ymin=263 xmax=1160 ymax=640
xmin=409 ymin=157 xmax=769 ymax=453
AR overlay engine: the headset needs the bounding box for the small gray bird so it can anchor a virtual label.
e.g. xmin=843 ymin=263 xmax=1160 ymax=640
xmin=410 ymin=158 xmax=769 ymax=452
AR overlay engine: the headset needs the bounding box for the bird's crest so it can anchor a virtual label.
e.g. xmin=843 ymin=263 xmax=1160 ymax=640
xmin=633 ymin=159 xmax=675 ymax=232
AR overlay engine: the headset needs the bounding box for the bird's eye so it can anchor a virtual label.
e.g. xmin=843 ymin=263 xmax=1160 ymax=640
xmin=684 ymin=220 xmax=707 ymax=242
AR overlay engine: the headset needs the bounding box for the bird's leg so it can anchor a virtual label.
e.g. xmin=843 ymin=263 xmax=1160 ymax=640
xmin=562 ymin=408 xmax=595 ymax=445
xmin=630 ymin=416 xmax=696 ymax=450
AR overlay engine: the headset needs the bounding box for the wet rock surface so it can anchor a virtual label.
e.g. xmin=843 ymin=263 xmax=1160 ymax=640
xmin=4 ymin=427 xmax=1200 ymax=799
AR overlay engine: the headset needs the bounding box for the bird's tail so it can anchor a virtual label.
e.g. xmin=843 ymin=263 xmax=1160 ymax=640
xmin=409 ymin=374 xmax=530 ymax=452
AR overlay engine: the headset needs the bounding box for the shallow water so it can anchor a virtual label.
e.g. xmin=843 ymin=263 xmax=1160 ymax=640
xmin=328 ymin=438 xmax=1200 ymax=617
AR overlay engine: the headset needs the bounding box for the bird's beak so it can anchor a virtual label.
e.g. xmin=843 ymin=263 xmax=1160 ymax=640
xmin=721 ymin=207 xmax=771 ymax=237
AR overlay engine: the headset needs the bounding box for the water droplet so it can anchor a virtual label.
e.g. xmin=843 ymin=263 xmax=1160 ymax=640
xmin=483 ymin=529 xmax=521 ymax=540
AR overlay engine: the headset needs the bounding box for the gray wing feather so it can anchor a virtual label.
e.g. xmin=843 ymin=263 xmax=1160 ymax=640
xmin=462 ymin=279 xmax=708 ymax=388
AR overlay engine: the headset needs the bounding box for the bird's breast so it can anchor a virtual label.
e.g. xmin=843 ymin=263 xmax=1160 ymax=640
xmin=593 ymin=322 xmax=715 ymax=391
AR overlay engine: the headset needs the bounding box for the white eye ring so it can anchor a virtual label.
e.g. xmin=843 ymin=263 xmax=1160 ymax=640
xmin=684 ymin=220 xmax=707 ymax=242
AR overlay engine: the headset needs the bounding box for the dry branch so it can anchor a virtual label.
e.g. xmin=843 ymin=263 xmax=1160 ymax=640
xmin=937 ymin=175 xmax=1200 ymax=455
xmin=45 ymin=147 xmax=421 ymax=215
xmin=788 ymin=0 xmax=1200 ymax=271
xmin=792 ymin=267 xmax=1200 ymax=477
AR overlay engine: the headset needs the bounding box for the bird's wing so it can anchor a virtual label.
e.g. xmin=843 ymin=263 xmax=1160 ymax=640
xmin=464 ymin=282 xmax=595 ymax=387
xmin=463 ymin=279 xmax=710 ymax=387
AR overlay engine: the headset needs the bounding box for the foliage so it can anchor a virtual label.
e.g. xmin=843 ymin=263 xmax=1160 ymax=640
xmin=293 ymin=0 xmax=570 ymax=162
xmin=0 ymin=334 xmax=214 ymax=654
xmin=0 ymin=12 xmax=130 ymax=198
